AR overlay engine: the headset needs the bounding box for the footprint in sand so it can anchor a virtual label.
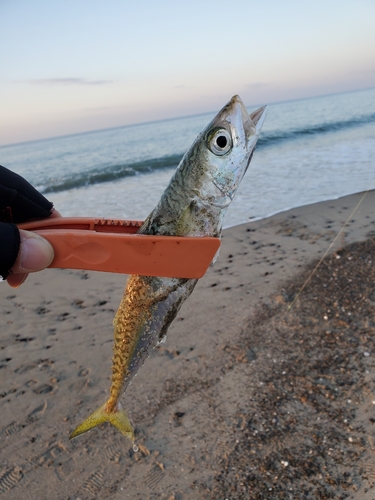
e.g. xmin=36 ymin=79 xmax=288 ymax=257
xmin=0 ymin=466 xmax=23 ymax=495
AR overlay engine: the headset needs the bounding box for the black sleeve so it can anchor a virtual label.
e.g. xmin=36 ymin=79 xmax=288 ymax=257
xmin=0 ymin=222 xmax=21 ymax=279
xmin=0 ymin=165 xmax=53 ymax=224
xmin=0 ymin=165 xmax=54 ymax=279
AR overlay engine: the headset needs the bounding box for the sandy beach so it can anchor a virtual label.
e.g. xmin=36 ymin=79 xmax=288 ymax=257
xmin=1 ymin=190 xmax=375 ymax=499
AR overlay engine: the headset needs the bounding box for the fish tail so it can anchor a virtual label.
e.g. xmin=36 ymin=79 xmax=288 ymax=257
xmin=69 ymin=402 xmax=134 ymax=442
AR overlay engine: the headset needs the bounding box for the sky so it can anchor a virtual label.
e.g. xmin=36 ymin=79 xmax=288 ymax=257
xmin=1 ymin=0 xmax=375 ymax=146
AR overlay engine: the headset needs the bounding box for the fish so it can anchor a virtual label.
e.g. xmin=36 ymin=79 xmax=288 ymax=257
xmin=69 ymin=95 xmax=267 ymax=444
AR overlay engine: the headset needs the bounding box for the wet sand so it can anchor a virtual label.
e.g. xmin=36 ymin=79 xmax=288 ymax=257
xmin=1 ymin=191 xmax=375 ymax=499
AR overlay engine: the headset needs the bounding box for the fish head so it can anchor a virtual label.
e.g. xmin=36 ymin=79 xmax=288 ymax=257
xmin=198 ymin=95 xmax=267 ymax=209
xmin=140 ymin=95 xmax=267 ymax=238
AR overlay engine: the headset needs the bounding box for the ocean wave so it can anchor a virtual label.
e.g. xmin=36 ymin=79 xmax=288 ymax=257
xmin=42 ymin=154 xmax=182 ymax=193
xmin=257 ymin=112 xmax=375 ymax=147
xmin=41 ymin=111 xmax=375 ymax=194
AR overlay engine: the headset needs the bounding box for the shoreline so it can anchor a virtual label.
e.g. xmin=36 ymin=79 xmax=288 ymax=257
xmin=224 ymin=188 xmax=373 ymax=230
xmin=1 ymin=190 xmax=375 ymax=498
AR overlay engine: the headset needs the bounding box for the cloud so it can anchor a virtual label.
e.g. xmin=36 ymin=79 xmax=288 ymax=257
xmin=27 ymin=78 xmax=113 ymax=86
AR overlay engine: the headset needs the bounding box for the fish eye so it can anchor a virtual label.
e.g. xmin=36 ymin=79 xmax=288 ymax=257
xmin=209 ymin=129 xmax=232 ymax=156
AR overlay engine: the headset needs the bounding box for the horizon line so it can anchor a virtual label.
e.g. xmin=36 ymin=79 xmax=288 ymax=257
xmin=1 ymin=86 xmax=374 ymax=149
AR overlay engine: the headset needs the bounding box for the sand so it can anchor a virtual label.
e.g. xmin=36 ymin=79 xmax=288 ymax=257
xmin=1 ymin=191 xmax=375 ymax=499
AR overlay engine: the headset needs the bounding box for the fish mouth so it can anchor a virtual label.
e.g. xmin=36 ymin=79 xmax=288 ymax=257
xmin=225 ymin=95 xmax=267 ymax=145
xmin=241 ymin=101 xmax=267 ymax=175
xmin=250 ymin=104 xmax=267 ymax=135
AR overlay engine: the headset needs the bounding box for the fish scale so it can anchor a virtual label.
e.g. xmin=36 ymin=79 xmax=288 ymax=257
xmin=69 ymin=95 xmax=267 ymax=444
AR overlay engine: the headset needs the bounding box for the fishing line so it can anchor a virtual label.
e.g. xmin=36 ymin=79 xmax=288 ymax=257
xmin=287 ymin=189 xmax=371 ymax=311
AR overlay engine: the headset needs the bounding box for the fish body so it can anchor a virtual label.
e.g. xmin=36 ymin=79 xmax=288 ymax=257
xmin=70 ymin=95 xmax=267 ymax=443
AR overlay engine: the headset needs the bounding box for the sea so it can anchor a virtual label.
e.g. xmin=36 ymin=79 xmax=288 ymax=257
xmin=1 ymin=87 xmax=375 ymax=229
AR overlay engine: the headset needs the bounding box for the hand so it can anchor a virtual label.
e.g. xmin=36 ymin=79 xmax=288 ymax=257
xmin=6 ymin=210 xmax=61 ymax=288
xmin=0 ymin=165 xmax=59 ymax=287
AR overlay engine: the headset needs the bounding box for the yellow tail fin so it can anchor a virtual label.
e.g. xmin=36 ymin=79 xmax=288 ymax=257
xmin=69 ymin=402 xmax=134 ymax=442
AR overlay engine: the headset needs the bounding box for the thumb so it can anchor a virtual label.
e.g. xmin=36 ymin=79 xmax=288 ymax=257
xmin=12 ymin=229 xmax=54 ymax=273
xmin=6 ymin=229 xmax=55 ymax=288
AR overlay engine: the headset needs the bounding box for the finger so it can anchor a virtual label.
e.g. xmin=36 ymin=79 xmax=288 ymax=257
xmin=6 ymin=272 xmax=28 ymax=288
xmin=10 ymin=229 xmax=54 ymax=274
xmin=50 ymin=208 xmax=62 ymax=218
xmin=6 ymin=230 xmax=54 ymax=287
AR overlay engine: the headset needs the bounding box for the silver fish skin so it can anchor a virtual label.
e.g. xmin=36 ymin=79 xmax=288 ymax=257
xmin=69 ymin=95 xmax=267 ymax=443
xmin=141 ymin=95 xmax=267 ymax=238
